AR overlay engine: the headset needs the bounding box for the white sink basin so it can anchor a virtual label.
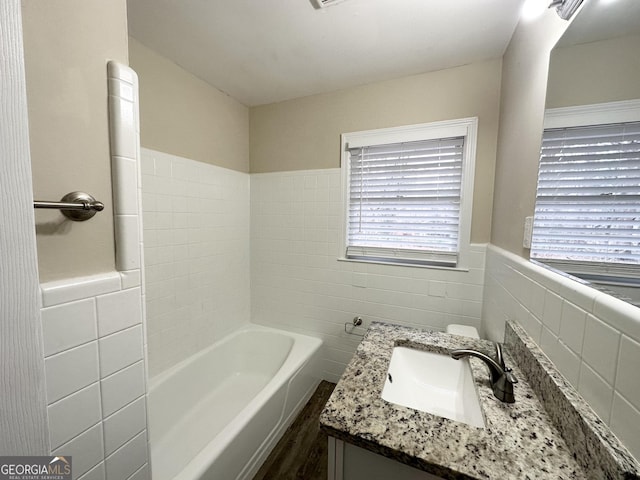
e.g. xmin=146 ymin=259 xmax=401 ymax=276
xmin=381 ymin=346 xmax=485 ymax=428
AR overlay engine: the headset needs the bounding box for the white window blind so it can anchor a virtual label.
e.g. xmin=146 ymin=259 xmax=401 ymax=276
xmin=346 ymin=136 xmax=464 ymax=266
xmin=531 ymin=121 xmax=640 ymax=272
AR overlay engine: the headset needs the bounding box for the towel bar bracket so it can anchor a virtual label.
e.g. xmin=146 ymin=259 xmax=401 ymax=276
xmin=33 ymin=191 xmax=104 ymax=222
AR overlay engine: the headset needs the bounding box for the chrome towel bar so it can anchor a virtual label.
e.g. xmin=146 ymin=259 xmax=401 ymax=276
xmin=33 ymin=191 xmax=104 ymax=221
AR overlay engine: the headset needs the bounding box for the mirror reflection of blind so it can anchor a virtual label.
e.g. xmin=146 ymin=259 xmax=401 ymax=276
xmin=347 ymin=137 xmax=464 ymax=266
xmin=532 ymin=121 xmax=640 ymax=268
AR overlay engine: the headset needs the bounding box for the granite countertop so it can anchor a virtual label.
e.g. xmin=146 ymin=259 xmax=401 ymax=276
xmin=320 ymin=322 xmax=639 ymax=480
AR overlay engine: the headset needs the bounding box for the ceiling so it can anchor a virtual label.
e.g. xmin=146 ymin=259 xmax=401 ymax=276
xmin=127 ymin=0 xmax=527 ymax=107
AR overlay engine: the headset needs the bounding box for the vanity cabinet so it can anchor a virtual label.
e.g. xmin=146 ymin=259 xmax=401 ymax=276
xmin=328 ymin=437 xmax=444 ymax=480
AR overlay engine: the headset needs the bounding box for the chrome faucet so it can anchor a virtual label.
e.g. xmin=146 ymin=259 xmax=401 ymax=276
xmin=450 ymin=343 xmax=518 ymax=403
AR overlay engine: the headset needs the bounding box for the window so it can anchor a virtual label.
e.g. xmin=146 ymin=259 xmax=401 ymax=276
xmin=531 ymin=100 xmax=640 ymax=278
xmin=341 ymin=118 xmax=477 ymax=268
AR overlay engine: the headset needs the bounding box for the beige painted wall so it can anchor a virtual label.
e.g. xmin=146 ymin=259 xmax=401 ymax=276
xmin=547 ymin=34 xmax=640 ymax=109
xmin=250 ymin=59 xmax=503 ymax=243
xmin=22 ymin=0 xmax=129 ymax=282
xmin=129 ymin=38 xmax=250 ymax=173
xmin=490 ymin=11 xmax=568 ymax=256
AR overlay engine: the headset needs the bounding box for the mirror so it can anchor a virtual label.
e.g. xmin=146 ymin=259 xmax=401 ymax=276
xmin=535 ymin=0 xmax=640 ymax=307
xmin=546 ymin=0 xmax=640 ymax=110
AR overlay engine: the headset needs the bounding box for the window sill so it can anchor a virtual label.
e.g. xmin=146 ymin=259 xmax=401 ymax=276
xmin=337 ymin=256 xmax=470 ymax=272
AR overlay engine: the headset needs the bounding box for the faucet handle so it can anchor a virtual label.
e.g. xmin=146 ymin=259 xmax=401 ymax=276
xmin=494 ymin=342 xmax=506 ymax=370
xmin=503 ymin=367 xmax=518 ymax=384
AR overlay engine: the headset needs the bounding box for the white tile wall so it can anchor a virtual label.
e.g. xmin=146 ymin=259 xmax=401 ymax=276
xmin=96 ymin=287 xmax=143 ymax=337
xmin=40 ymin=275 xmax=148 ymax=479
xmin=109 ymin=62 xmax=143 ymax=274
xmin=578 ymin=363 xmax=613 ymax=423
xmin=41 ymin=273 xmax=121 ymax=307
xmin=483 ymin=244 xmax=640 ymax=461
xmin=583 ymin=315 xmax=620 ymax=385
xmin=616 ymin=335 xmax=640 ymax=412
xmin=250 ymin=169 xmax=487 ymax=383
xmin=101 ymin=362 xmax=146 ymax=417
xmin=99 ymin=326 xmax=144 ymax=377
xmin=104 ymin=431 xmax=148 ymax=480
xmin=41 ymin=298 xmax=97 ymax=356
xmin=559 ymin=301 xmax=587 ymax=354
xmin=48 ymin=383 xmax=102 ymax=449
xmin=103 ymin=397 xmax=147 ymax=456
xmin=37 ymin=63 xmax=150 ymax=480
xmin=78 ymin=462 xmax=106 ymax=480
xmin=127 ymin=464 xmax=150 ymax=480
xmin=52 ymin=423 xmax=105 ymax=479
xmin=141 ymin=148 xmax=251 ymax=378
xmin=45 ymin=342 xmax=100 ymax=404
xmin=611 ymin=393 xmax=640 ymax=459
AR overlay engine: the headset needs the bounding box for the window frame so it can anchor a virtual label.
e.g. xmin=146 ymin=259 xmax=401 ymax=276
xmin=531 ymin=99 xmax=640 ymax=279
xmin=339 ymin=118 xmax=478 ymax=270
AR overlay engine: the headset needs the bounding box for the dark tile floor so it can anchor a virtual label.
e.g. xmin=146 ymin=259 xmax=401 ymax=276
xmin=253 ymin=381 xmax=336 ymax=480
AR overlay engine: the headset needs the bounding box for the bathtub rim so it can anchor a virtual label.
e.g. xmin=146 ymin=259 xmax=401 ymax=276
xmin=148 ymin=323 xmax=319 ymax=392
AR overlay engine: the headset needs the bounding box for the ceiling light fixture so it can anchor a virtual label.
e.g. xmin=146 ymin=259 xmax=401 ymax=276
xmin=521 ymin=0 xmax=547 ymax=20
xmin=549 ymin=0 xmax=584 ymax=19
xmin=311 ymin=0 xmax=348 ymax=8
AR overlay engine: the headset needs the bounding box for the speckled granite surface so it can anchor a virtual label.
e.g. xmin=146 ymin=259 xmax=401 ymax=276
xmin=320 ymin=321 xmax=638 ymax=479
xmin=505 ymin=320 xmax=640 ymax=480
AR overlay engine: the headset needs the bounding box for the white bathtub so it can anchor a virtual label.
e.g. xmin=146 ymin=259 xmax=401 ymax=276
xmin=147 ymin=324 xmax=323 ymax=480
